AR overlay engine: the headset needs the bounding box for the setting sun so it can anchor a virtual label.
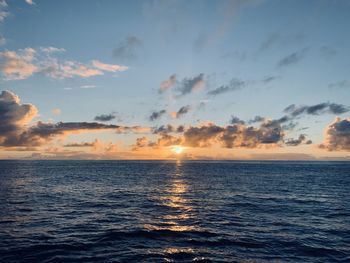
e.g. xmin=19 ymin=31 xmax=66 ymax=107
xmin=170 ymin=146 xmax=184 ymax=155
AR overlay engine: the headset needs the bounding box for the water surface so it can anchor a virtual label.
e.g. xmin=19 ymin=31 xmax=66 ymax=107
xmin=0 ymin=160 xmax=349 ymax=262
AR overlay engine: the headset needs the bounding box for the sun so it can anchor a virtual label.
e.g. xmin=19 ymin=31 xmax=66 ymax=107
xmin=170 ymin=145 xmax=184 ymax=155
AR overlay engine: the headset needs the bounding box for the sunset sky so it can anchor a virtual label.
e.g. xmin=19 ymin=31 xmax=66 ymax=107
xmin=0 ymin=0 xmax=349 ymax=160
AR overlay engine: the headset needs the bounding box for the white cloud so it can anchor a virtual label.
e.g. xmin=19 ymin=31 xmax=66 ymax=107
xmin=0 ymin=47 xmax=129 ymax=80
xmin=92 ymin=60 xmax=128 ymax=72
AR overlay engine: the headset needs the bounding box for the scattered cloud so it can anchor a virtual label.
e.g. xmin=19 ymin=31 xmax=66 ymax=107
xmin=159 ymin=74 xmax=176 ymax=93
xmin=248 ymin=116 xmax=265 ymax=124
xmin=40 ymin=47 xmax=65 ymax=54
xmin=113 ymin=35 xmax=142 ymax=60
xmin=277 ymin=48 xmax=309 ymax=68
xmin=92 ymin=60 xmax=128 ymax=72
xmin=149 ymin=109 xmax=166 ymax=121
xmin=177 ymin=73 xmax=205 ymax=96
xmin=262 ymin=75 xmax=279 ymax=84
xmin=230 ymin=116 xmax=245 ymax=125
xmin=0 ymin=0 xmax=9 ymax=23
xmin=285 ymin=134 xmax=312 ymax=146
xmin=172 ymin=105 xmax=191 ymax=119
xmin=0 ymin=47 xmax=128 ymax=80
xmin=320 ymin=118 xmax=350 ymax=151
xmin=94 ymin=113 xmax=116 ymax=122
xmin=284 ymin=102 xmax=349 ymax=117
xmin=0 ymin=48 xmax=38 ymax=80
xmin=207 ymin=78 xmax=245 ymax=96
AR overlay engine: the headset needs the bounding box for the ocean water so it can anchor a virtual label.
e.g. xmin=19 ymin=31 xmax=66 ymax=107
xmin=0 ymin=160 xmax=349 ymax=263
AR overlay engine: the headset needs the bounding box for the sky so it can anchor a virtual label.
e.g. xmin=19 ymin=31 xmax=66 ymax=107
xmin=0 ymin=0 xmax=349 ymax=160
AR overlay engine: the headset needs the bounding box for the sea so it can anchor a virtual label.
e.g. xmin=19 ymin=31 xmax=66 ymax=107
xmin=0 ymin=160 xmax=349 ymax=262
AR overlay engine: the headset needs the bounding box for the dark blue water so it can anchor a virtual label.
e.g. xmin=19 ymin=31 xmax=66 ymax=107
xmin=0 ymin=160 xmax=349 ymax=262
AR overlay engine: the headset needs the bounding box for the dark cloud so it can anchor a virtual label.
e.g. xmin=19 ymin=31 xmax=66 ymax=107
xmin=320 ymin=118 xmax=350 ymax=151
xmin=64 ymin=142 xmax=95 ymax=147
xmin=277 ymin=48 xmax=308 ymax=67
xmin=230 ymin=116 xmax=245 ymax=125
xmin=149 ymin=109 xmax=166 ymax=121
xmin=284 ymin=102 xmax=349 ymax=117
xmin=248 ymin=115 xmax=265 ymax=124
xmin=0 ymin=90 xmax=38 ymax=147
xmin=113 ymin=36 xmax=142 ymax=60
xmin=262 ymin=75 xmax=279 ymax=84
xmin=94 ymin=113 xmax=116 ymax=122
xmin=152 ymin=124 xmax=184 ymax=135
xmin=175 ymin=105 xmax=190 ymax=118
xmin=207 ymin=78 xmax=245 ymax=96
xmin=285 ymin=134 xmax=312 ymax=146
xmin=177 ymin=73 xmax=205 ymax=96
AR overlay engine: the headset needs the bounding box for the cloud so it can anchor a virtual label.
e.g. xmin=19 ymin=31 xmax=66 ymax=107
xmin=328 ymin=80 xmax=350 ymax=89
xmin=113 ymin=36 xmax=142 ymax=60
xmin=207 ymin=78 xmax=245 ymax=96
xmin=0 ymin=48 xmax=38 ymax=80
xmin=285 ymin=134 xmax=312 ymax=146
xmin=132 ymin=136 xmax=152 ymax=151
xmin=0 ymin=48 xmax=128 ymax=80
xmin=0 ymin=0 xmax=9 ymax=23
xmin=40 ymin=47 xmax=66 ymax=54
xmin=149 ymin=109 xmax=166 ymax=121
xmin=159 ymin=74 xmax=176 ymax=93
xmin=152 ymin=124 xmax=184 ymax=134
xmin=94 ymin=113 xmax=116 ymax=122
xmin=183 ymin=120 xmax=285 ymax=148
xmin=262 ymin=75 xmax=279 ymax=84
xmin=92 ymin=60 xmax=128 ymax=72
xmin=284 ymin=102 xmax=349 ymax=117
xmin=230 ymin=116 xmax=245 ymax=125
xmin=25 ymin=0 xmax=34 ymax=4
xmin=277 ymin=48 xmax=308 ymax=68
xmin=41 ymin=60 xmax=104 ymax=79
xmin=248 ymin=115 xmax=265 ymax=124
xmin=177 ymin=73 xmax=205 ymax=96
xmin=64 ymin=141 xmax=96 ymax=147
xmin=0 ymin=90 xmax=38 ymax=146
xmin=320 ymin=118 xmax=350 ymax=151
xmin=0 ymin=90 xmax=150 ymax=148
xmin=171 ymin=105 xmax=191 ymax=119
xmin=137 ymin=119 xmax=286 ymax=150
